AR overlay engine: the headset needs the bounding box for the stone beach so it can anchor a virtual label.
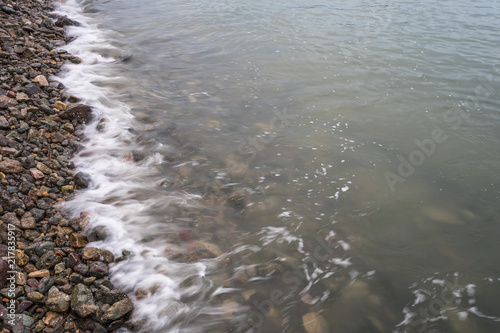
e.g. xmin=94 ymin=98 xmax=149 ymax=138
xmin=0 ymin=1 xmax=133 ymax=332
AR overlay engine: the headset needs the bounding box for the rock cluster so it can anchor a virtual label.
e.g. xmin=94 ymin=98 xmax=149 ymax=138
xmin=0 ymin=0 xmax=132 ymax=332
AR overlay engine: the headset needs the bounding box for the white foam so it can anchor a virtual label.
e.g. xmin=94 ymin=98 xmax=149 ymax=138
xmin=52 ymin=1 xmax=235 ymax=332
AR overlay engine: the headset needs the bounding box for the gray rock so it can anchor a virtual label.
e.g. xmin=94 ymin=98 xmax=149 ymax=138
xmin=37 ymin=277 xmax=55 ymax=294
xmin=35 ymin=241 xmax=55 ymax=257
xmin=74 ymin=172 xmax=91 ymax=188
xmin=45 ymin=286 xmax=70 ymax=313
xmin=73 ymin=263 xmax=89 ymax=276
xmin=89 ymin=261 xmax=108 ymax=278
xmin=95 ymin=286 xmax=128 ymax=305
xmin=100 ymin=298 xmax=133 ymax=323
xmin=71 ymin=283 xmax=98 ymax=318
xmin=30 ymin=208 xmax=45 ymax=222
xmin=36 ymin=250 xmax=60 ymax=270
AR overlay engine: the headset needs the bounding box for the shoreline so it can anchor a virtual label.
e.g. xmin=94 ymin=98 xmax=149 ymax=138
xmin=0 ymin=1 xmax=133 ymax=332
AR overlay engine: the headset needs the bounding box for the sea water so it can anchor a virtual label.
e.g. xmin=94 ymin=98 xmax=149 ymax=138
xmin=53 ymin=0 xmax=500 ymax=332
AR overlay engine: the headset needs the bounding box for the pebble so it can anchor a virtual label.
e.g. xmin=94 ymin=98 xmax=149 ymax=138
xmin=0 ymin=1 xmax=132 ymax=330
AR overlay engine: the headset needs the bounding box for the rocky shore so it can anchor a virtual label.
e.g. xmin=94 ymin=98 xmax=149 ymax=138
xmin=0 ymin=1 xmax=133 ymax=332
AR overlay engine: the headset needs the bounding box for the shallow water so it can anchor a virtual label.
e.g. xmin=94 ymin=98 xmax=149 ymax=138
xmin=54 ymin=0 xmax=500 ymax=332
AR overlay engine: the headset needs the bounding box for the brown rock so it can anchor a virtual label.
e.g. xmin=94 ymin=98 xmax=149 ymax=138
xmin=0 ymin=159 xmax=23 ymax=173
xmin=36 ymin=162 xmax=52 ymax=175
xmin=54 ymin=101 xmax=67 ymax=110
xmin=28 ymin=269 xmax=50 ymax=278
xmin=82 ymin=247 xmax=101 ymax=261
xmin=20 ymin=212 xmax=37 ymax=229
xmin=302 ymin=312 xmax=329 ymax=333
xmin=16 ymin=92 xmax=29 ymax=102
xmin=32 ymin=75 xmax=49 ymax=87
xmin=14 ymin=249 xmax=30 ymax=266
xmin=0 ymin=95 xmax=16 ymax=107
xmin=69 ymin=233 xmax=87 ymax=248
xmin=30 ymin=168 xmax=45 ymax=179
xmin=101 ymin=298 xmax=134 ymax=323
xmin=1 ymin=147 xmax=18 ymax=155
xmin=62 ymin=104 xmax=93 ymax=124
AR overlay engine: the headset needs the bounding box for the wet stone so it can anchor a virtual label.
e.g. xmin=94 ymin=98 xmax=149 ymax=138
xmin=69 ymin=233 xmax=87 ymax=248
xmin=69 ymin=273 xmax=83 ymax=284
xmin=89 ymin=261 xmax=108 ymax=278
xmin=74 ymin=171 xmax=91 ymax=188
xmin=71 ymin=283 xmax=97 ymax=318
xmin=100 ymin=298 xmax=134 ymax=323
xmin=68 ymin=252 xmax=81 ymax=268
xmin=35 ymin=241 xmax=55 ymax=257
xmin=101 ymin=250 xmax=115 ymax=263
xmin=73 ymin=263 xmax=89 ymax=276
xmin=83 ymin=247 xmax=101 ymax=261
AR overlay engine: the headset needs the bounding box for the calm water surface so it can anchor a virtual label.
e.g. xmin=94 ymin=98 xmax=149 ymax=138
xmin=56 ymin=0 xmax=500 ymax=332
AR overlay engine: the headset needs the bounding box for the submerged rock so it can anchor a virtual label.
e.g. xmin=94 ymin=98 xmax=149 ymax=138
xmin=302 ymin=312 xmax=329 ymax=333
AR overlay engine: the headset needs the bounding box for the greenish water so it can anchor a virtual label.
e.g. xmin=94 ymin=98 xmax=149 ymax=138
xmin=57 ymin=0 xmax=500 ymax=331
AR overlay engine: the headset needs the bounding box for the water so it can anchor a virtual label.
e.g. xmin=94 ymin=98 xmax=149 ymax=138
xmin=53 ymin=0 xmax=500 ymax=332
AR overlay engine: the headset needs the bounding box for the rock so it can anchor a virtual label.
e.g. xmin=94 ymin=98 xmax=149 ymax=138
xmin=27 ymin=291 xmax=45 ymax=303
xmin=0 ymin=259 xmax=8 ymax=288
xmin=1 ymin=147 xmax=17 ymax=155
xmin=37 ymin=276 xmax=55 ymax=294
xmin=68 ymin=252 xmax=82 ymax=268
xmin=61 ymin=184 xmax=74 ymax=193
xmin=71 ymin=283 xmax=97 ymax=318
xmin=16 ymin=92 xmax=29 ymax=102
xmin=14 ymin=249 xmax=30 ymax=266
xmin=89 ymin=261 xmax=108 ymax=278
xmin=54 ymin=262 xmax=66 ymax=275
xmin=36 ymin=250 xmax=60 ymax=270
xmin=0 ymin=159 xmax=23 ymax=173
xmin=24 ymin=83 xmax=42 ymax=96
xmin=100 ymin=298 xmax=134 ymax=323
xmin=55 ymin=16 xmax=80 ymax=28
xmin=54 ymin=101 xmax=67 ymax=111
xmin=0 ymin=95 xmax=16 ymax=108
xmin=36 ymin=162 xmax=52 ymax=174
xmin=101 ymin=250 xmax=115 ymax=263
xmin=32 ymin=75 xmax=49 ymax=87
xmin=69 ymin=233 xmax=87 ymax=248
xmin=193 ymin=241 xmax=223 ymax=258
xmin=17 ymin=299 xmax=33 ymax=312
xmin=20 ymin=212 xmax=37 ymax=229
xmin=95 ymin=286 xmax=127 ymax=305
xmin=30 ymin=208 xmax=46 ymax=222
xmin=83 ymin=247 xmax=101 ymax=261
xmin=1 ymin=5 xmax=16 ymax=14
xmin=28 ymin=269 xmax=50 ymax=278
xmin=74 ymin=172 xmax=91 ymax=188
xmin=15 ymin=272 xmax=27 ymax=285
xmin=30 ymin=168 xmax=45 ymax=179
xmin=46 ymin=286 xmax=71 ymax=313
xmin=0 ymin=116 xmax=10 ymax=129
xmin=35 ymin=241 xmax=54 ymax=256
xmin=73 ymin=263 xmax=89 ymax=276
xmin=302 ymin=312 xmax=329 ymax=333
xmin=61 ymin=104 xmax=93 ymax=124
